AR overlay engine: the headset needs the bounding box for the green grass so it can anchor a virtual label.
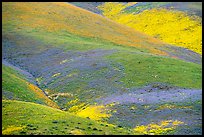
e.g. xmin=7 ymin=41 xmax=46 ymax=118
xmin=4 ymin=2 xmax=201 ymax=90
xmin=2 ymin=100 xmax=139 ymax=135
xmin=3 ymin=2 xmax=162 ymax=55
xmin=2 ymin=64 xmax=58 ymax=108
xmin=2 ymin=3 xmax=202 ymax=135
xmin=3 ymin=26 xmax=146 ymax=53
xmin=2 ymin=65 xmax=42 ymax=103
xmin=3 ymin=24 xmax=202 ymax=91
xmin=106 ymin=51 xmax=202 ymax=89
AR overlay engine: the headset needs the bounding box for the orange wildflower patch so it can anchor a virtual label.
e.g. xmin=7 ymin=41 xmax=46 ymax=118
xmin=27 ymin=82 xmax=59 ymax=109
xmin=3 ymin=2 xmax=167 ymax=56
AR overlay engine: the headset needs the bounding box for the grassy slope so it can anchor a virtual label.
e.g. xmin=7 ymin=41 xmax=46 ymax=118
xmin=2 ymin=100 xmax=138 ymax=135
xmin=2 ymin=64 xmax=59 ymax=108
xmin=2 ymin=2 xmax=168 ymax=55
xmin=106 ymin=51 xmax=201 ymax=88
xmin=2 ymin=2 xmax=201 ymax=115
xmin=2 ymin=2 xmax=201 ymax=89
xmin=2 ymin=2 xmax=202 ymax=135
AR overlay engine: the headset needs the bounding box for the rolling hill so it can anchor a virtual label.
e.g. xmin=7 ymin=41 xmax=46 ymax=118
xmin=71 ymin=2 xmax=202 ymax=54
xmin=2 ymin=2 xmax=168 ymax=55
xmin=2 ymin=62 xmax=59 ymax=109
xmin=2 ymin=2 xmax=202 ymax=135
xmin=2 ymin=100 xmax=138 ymax=135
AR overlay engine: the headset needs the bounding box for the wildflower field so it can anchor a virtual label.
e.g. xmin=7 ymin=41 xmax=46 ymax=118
xmin=2 ymin=2 xmax=202 ymax=135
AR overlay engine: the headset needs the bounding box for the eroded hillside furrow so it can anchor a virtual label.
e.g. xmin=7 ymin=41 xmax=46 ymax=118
xmin=2 ymin=60 xmax=59 ymax=109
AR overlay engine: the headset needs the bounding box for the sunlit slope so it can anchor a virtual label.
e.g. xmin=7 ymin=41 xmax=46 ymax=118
xmin=2 ymin=2 xmax=168 ymax=55
xmin=2 ymin=100 xmax=138 ymax=135
xmin=106 ymin=51 xmax=202 ymax=88
xmin=98 ymin=2 xmax=202 ymax=54
xmin=2 ymin=64 xmax=59 ymax=109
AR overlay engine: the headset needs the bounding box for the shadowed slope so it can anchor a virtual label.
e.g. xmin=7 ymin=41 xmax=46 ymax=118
xmin=2 ymin=62 xmax=59 ymax=109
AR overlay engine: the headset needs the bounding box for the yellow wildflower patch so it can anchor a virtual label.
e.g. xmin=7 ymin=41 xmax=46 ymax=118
xmin=105 ymin=102 xmax=119 ymax=107
xmin=134 ymin=125 xmax=148 ymax=134
xmin=60 ymin=59 xmax=68 ymax=64
xmin=134 ymin=120 xmax=184 ymax=135
xmin=160 ymin=120 xmax=172 ymax=127
xmin=76 ymin=105 xmax=111 ymax=121
xmin=172 ymin=120 xmax=184 ymax=126
xmin=98 ymin=3 xmax=202 ymax=54
xmin=144 ymin=105 xmax=150 ymax=109
xmin=157 ymin=104 xmax=193 ymax=110
xmin=52 ymin=73 xmax=60 ymax=77
xmin=70 ymin=129 xmax=84 ymax=135
xmin=131 ymin=106 xmax=137 ymax=110
xmin=2 ymin=125 xmax=26 ymax=135
xmin=68 ymin=103 xmax=87 ymax=113
xmin=66 ymin=98 xmax=79 ymax=106
xmin=98 ymin=2 xmax=129 ymax=20
xmin=67 ymin=72 xmax=78 ymax=78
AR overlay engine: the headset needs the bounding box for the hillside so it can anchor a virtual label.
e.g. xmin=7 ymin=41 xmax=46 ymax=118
xmin=2 ymin=2 xmax=168 ymax=55
xmin=2 ymin=100 xmax=138 ymax=135
xmin=2 ymin=61 xmax=59 ymax=109
xmin=71 ymin=2 xmax=202 ymax=54
xmin=2 ymin=2 xmax=202 ymax=135
xmin=69 ymin=2 xmax=104 ymax=14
